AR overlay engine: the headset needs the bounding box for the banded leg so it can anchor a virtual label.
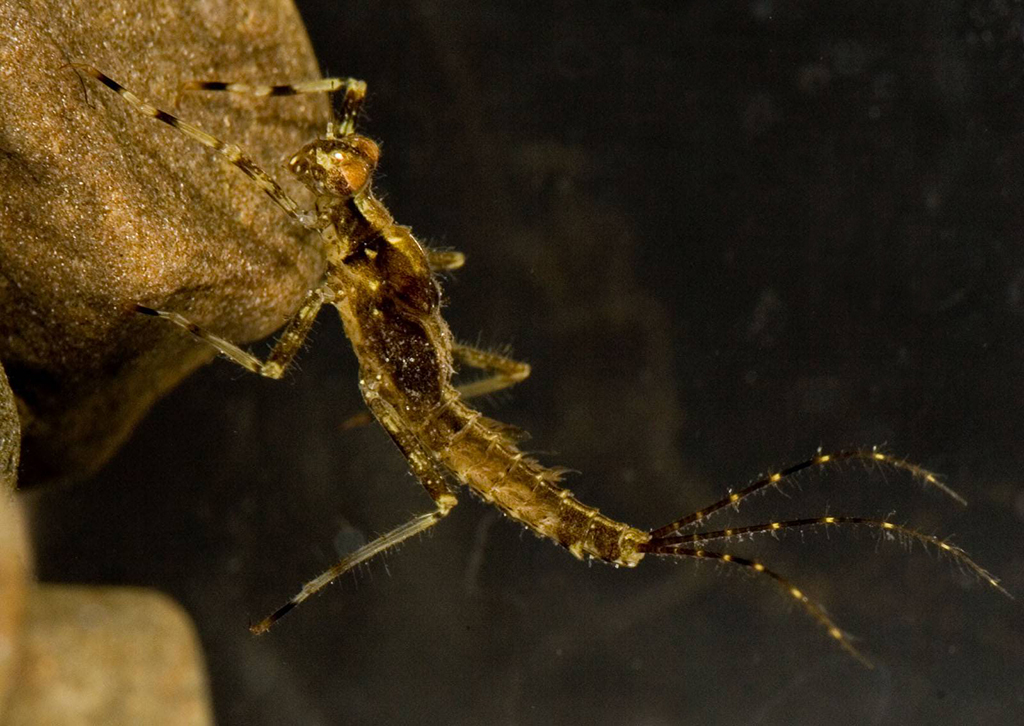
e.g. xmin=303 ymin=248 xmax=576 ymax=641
xmin=252 ymin=390 xmax=458 ymax=634
xmin=182 ymin=75 xmax=367 ymax=137
xmin=650 ymin=449 xmax=964 ymax=540
xmin=648 ymin=517 xmax=1007 ymax=595
xmin=71 ymin=64 xmax=317 ymax=228
xmin=136 ymin=284 xmax=333 ymax=379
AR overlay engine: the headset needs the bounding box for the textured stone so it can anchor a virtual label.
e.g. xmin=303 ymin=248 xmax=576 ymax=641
xmin=0 ymin=364 xmax=18 ymax=487
xmin=0 ymin=0 xmax=329 ymax=485
xmin=0 ymin=363 xmax=27 ymax=716
xmin=3 ymin=367 xmax=211 ymax=723
xmin=4 ymin=585 xmax=213 ymax=726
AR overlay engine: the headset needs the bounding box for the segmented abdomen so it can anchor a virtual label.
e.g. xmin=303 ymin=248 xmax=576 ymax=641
xmin=427 ymin=401 xmax=650 ymax=567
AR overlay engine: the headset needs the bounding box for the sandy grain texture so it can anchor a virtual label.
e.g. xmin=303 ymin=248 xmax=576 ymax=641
xmin=0 ymin=0 xmax=329 ymax=484
xmin=0 ymin=364 xmax=26 ymax=717
xmin=4 ymin=585 xmax=213 ymax=726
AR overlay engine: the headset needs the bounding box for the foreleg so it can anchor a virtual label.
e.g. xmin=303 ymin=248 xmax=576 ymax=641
xmin=71 ymin=65 xmax=319 ymax=228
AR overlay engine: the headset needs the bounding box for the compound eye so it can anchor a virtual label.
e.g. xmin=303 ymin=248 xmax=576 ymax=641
xmin=330 ymin=150 xmax=372 ymax=195
xmin=347 ymin=136 xmax=381 ymax=168
xmin=287 ymin=152 xmax=307 ymax=175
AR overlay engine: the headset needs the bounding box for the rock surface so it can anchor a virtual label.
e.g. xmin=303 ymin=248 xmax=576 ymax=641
xmin=0 ymin=364 xmax=27 ymax=717
xmin=4 ymin=357 xmax=212 ymax=724
xmin=4 ymin=585 xmax=214 ymax=726
xmin=0 ymin=0 xmax=329 ymax=485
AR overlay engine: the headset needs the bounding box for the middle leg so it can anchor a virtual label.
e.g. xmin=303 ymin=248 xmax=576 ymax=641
xmin=452 ymin=343 xmax=531 ymax=399
xmin=137 ymin=284 xmax=334 ymax=379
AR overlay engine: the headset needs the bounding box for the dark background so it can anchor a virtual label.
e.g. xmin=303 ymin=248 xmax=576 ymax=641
xmin=25 ymin=1 xmax=1024 ymax=724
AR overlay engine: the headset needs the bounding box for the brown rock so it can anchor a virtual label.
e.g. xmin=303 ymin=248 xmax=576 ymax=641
xmin=3 ymin=349 xmax=211 ymax=724
xmin=0 ymin=0 xmax=329 ymax=485
xmin=4 ymin=585 xmax=213 ymax=726
xmin=0 ymin=363 xmax=18 ymax=486
xmin=0 ymin=364 xmax=28 ymax=715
